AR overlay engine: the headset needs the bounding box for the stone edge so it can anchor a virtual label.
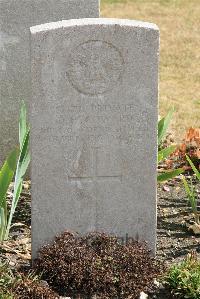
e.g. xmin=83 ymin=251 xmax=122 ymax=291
xmin=30 ymin=18 xmax=159 ymax=35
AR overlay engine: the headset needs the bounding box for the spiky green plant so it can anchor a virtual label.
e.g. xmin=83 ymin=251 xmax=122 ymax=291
xmin=0 ymin=102 xmax=30 ymax=241
xmin=157 ymin=108 xmax=184 ymax=182
xmin=182 ymin=155 xmax=200 ymax=224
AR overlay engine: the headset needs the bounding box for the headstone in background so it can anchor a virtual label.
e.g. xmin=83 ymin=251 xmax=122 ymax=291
xmin=30 ymin=18 xmax=159 ymax=258
xmin=0 ymin=0 xmax=100 ymax=166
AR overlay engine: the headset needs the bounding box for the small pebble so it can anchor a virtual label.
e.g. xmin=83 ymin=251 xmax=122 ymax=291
xmin=140 ymin=291 xmax=148 ymax=299
xmin=154 ymin=279 xmax=160 ymax=287
xmin=163 ymin=185 xmax=170 ymax=192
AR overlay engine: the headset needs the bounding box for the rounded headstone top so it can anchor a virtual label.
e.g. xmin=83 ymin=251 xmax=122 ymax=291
xmin=30 ymin=18 xmax=159 ymax=34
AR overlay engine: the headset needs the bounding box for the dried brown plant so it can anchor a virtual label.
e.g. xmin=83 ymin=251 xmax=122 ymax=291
xmin=34 ymin=231 xmax=163 ymax=299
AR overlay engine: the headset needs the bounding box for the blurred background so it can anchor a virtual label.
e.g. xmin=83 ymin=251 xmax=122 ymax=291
xmin=101 ymin=0 xmax=200 ymax=141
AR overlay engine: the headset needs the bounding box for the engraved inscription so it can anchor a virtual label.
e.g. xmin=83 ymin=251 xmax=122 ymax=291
xmin=56 ymin=102 xmax=148 ymax=147
xmin=67 ymin=40 xmax=124 ymax=95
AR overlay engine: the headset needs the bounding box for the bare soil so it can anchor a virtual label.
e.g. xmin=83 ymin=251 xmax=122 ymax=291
xmin=0 ymin=178 xmax=199 ymax=298
xmin=157 ymin=178 xmax=200 ymax=263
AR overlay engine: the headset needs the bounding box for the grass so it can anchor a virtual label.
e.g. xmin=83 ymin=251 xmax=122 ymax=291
xmin=0 ymin=263 xmax=14 ymax=298
xmin=164 ymin=252 xmax=200 ymax=298
xmin=101 ymin=0 xmax=200 ymax=141
xmin=0 ymin=262 xmax=58 ymax=299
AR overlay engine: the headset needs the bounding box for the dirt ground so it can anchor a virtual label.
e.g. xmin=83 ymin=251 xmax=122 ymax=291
xmin=0 ymin=177 xmax=199 ymax=298
xmin=157 ymin=178 xmax=200 ymax=264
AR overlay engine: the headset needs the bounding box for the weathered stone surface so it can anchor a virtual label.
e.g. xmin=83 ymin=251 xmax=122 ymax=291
xmin=30 ymin=18 xmax=159 ymax=258
xmin=0 ymin=0 xmax=99 ymax=166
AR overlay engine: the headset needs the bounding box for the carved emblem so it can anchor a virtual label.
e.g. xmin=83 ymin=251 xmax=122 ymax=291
xmin=67 ymin=40 xmax=124 ymax=95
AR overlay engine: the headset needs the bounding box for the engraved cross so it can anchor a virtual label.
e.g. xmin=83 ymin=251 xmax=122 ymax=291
xmin=69 ymin=147 xmax=122 ymax=183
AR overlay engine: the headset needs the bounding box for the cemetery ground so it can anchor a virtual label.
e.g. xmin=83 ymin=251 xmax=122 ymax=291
xmin=102 ymin=0 xmax=200 ymax=141
xmin=0 ymin=1 xmax=199 ymax=298
xmin=0 ymin=131 xmax=199 ymax=298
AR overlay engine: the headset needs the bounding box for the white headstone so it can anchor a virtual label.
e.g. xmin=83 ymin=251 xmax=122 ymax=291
xmin=0 ymin=0 xmax=99 ymax=166
xmin=30 ymin=18 xmax=159 ymax=258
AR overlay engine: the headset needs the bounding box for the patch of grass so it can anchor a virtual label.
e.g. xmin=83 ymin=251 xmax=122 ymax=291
xmin=0 ymin=262 xmax=58 ymax=299
xmin=0 ymin=263 xmax=14 ymax=298
xmin=104 ymin=0 xmax=124 ymax=3
xmin=101 ymin=0 xmax=200 ymax=141
xmin=164 ymin=252 xmax=200 ymax=298
xmin=13 ymin=274 xmax=59 ymax=299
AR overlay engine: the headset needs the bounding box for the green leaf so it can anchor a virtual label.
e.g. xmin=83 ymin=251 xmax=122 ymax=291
xmin=0 ymin=148 xmax=18 ymax=241
xmin=158 ymin=108 xmax=174 ymax=146
xmin=0 ymin=208 xmax=6 ymax=241
xmin=5 ymin=106 xmax=30 ymax=240
xmin=182 ymin=175 xmax=197 ymax=212
xmin=0 ymin=148 xmax=19 ymax=207
xmin=182 ymin=175 xmax=192 ymax=197
xmin=5 ymin=182 xmax=22 ymax=240
xmin=157 ymin=168 xmax=184 ymax=182
xmin=13 ymin=127 xmax=30 ymax=196
xmin=19 ymin=151 xmax=30 ymax=180
xmin=186 ymin=155 xmax=200 ymax=181
xmin=158 ymin=145 xmax=176 ymax=163
xmin=16 ymin=128 xmax=30 ymax=180
xmin=19 ymin=101 xmax=27 ymax=151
